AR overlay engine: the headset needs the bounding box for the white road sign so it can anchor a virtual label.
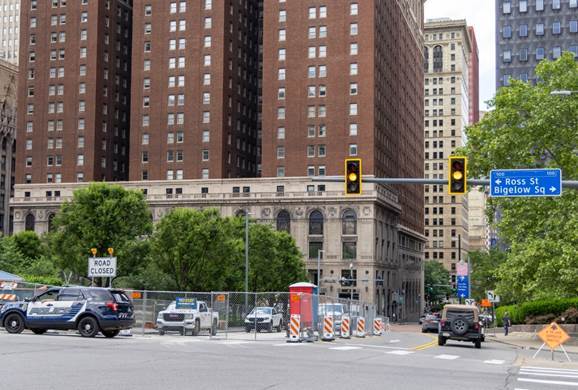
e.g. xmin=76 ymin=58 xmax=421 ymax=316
xmin=465 ymin=299 xmax=476 ymax=306
xmin=487 ymin=291 xmax=496 ymax=302
xmin=88 ymin=257 xmax=117 ymax=278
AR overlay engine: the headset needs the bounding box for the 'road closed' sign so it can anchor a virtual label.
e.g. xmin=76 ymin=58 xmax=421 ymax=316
xmin=88 ymin=257 xmax=117 ymax=278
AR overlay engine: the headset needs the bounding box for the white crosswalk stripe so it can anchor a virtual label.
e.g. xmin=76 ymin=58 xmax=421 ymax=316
xmin=434 ymin=354 xmax=460 ymax=360
xmin=484 ymin=360 xmax=505 ymax=365
xmin=517 ymin=366 xmax=578 ymax=387
xmin=329 ymin=346 xmax=362 ymax=351
xmin=386 ymin=350 xmax=415 ymax=355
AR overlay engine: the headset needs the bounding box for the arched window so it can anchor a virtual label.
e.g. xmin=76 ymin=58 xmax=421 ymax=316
xmin=433 ymin=45 xmax=443 ymax=72
xmin=424 ymin=46 xmax=429 ymax=72
xmin=235 ymin=209 xmax=247 ymax=218
xmin=308 ymin=210 xmax=324 ymax=235
xmin=25 ymin=213 xmax=35 ymax=231
xmin=342 ymin=209 xmax=357 ymax=235
xmin=48 ymin=214 xmax=56 ymax=232
xmin=276 ymin=210 xmax=291 ymax=233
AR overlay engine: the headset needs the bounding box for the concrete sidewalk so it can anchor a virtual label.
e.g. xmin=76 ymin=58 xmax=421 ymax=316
xmin=487 ymin=331 xmax=578 ymax=354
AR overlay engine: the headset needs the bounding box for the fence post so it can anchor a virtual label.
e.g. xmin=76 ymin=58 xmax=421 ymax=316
xmin=225 ymin=292 xmax=229 ymax=340
xmin=142 ymin=290 xmax=147 ymax=336
xmin=210 ymin=292 xmax=214 ymax=340
xmin=254 ymin=292 xmax=258 ymax=341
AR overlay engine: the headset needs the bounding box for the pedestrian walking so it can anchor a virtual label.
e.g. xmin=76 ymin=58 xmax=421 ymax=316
xmin=503 ymin=312 xmax=511 ymax=336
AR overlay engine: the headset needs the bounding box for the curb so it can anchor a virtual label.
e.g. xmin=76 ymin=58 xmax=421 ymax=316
xmin=488 ymin=336 xmax=578 ymax=356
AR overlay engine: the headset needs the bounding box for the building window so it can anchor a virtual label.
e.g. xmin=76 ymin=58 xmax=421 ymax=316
xmin=536 ymin=0 xmax=544 ymax=11
xmin=342 ymin=209 xmax=357 ymax=235
xmin=553 ymin=21 xmax=561 ymax=35
xmin=276 ymin=210 xmax=291 ymax=233
xmin=519 ymin=24 xmax=528 ymax=37
xmin=502 ymin=25 xmax=512 ymax=38
xmin=503 ymin=1 xmax=511 ymax=14
xmin=349 ymin=144 xmax=358 ymax=156
xmin=536 ymin=23 xmax=544 ymax=36
xmin=433 ymin=45 xmax=443 ymax=72
xmin=25 ymin=214 xmax=35 ymax=231
xmin=309 ymin=210 xmax=324 ymax=235
xmin=342 ymin=242 xmax=357 ymax=260
xmin=553 ymin=0 xmax=560 ymax=9
xmin=570 ymin=20 xmax=578 ymax=33
xmin=536 ymin=47 xmax=545 ymax=60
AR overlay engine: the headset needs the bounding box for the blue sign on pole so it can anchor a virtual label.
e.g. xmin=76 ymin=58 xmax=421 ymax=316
xmin=490 ymin=169 xmax=562 ymax=198
xmin=457 ymin=276 xmax=469 ymax=299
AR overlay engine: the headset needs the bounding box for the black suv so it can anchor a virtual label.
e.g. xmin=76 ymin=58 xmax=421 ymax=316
xmin=438 ymin=304 xmax=484 ymax=349
xmin=0 ymin=287 xmax=134 ymax=338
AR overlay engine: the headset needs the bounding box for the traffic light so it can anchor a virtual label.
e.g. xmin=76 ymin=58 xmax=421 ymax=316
xmin=345 ymin=158 xmax=362 ymax=195
xmin=448 ymin=156 xmax=467 ymax=195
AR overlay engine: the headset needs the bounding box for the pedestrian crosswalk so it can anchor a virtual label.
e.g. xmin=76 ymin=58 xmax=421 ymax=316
xmin=515 ymin=366 xmax=578 ymax=389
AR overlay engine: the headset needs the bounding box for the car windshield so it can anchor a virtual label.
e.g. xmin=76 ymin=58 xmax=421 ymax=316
xmin=319 ymin=304 xmax=343 ymax=314
xmin=250 ymin=308 xmax=272 ymax=315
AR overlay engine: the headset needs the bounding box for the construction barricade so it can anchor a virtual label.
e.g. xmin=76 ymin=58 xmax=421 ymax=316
xmin=373 ymin=318 xmax=384 ymax=336
xmin=356 ymin=316 xmax=366 ymax=338
xmin=288 ymin=314 xmax=301 ymax=343
xmin=340 ymin=315 xmax=351 ymax=339
xmin=321 ymin=315 xmax=335 ymax=341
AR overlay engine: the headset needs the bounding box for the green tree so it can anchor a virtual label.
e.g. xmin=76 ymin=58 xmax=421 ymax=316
xmin=424 ymin=261 xmax=452 ymax=305
xmin=0 ymin=236 xmax=26 ymax=274
xmin=461 ymin=53 xmax=578 ymax=302
xmin=150 ymin=208 xmax=242 ymax=291
xmin=50 ymin=183 xmax=152 ymax=281
xmin=469 ymin=249 xmax=507 ymax=301
xmin=247 ymin=223 xmax=306 ymax=292
xmin=12 ymin=231 xmax=45 ymax=262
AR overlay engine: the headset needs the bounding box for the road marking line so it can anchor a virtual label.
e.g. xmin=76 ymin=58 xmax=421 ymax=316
xmin=414 ymin=340 xmax=437 ymax=351
xmin=518 ymin=378 xmax=578 ymax=387
xmin=218 ymin=340 xmax=252 ymax=345
xmin=273 ymin=343 xmax=308 ymax=347
xmin=389 ymin=339 xmax=400 ymax=343
xmin=329 ymin=346 xmax=362 ymax=351
xmin=522 ymin=366 xmax=578 ymax=373
xmin=434 ymin=354 xmax=460 ymax=360
xmin=344 ymin=343 xmax=410 ymax=350
xmin=386 ymin=350 xmax=415 ymax=355
xmin=484 ymin=360 xmax=505 ymax=365
xmin=520 ymin=372 xmax=578 ymax=379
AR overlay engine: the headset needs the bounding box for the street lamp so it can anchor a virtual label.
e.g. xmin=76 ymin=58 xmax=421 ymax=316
xmin=550 ymin=90 xmax=578 ymax=96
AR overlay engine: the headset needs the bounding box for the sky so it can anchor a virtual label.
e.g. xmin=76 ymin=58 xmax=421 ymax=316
xmin=424 ymin=0 xmax=495 ymax=110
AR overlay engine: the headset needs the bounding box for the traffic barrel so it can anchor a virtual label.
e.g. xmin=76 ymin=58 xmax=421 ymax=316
xmin=287 ymin=314 xmax=301 ymax=343
xmin=356 ymin=317 xmax=366 ymax=338
xmin=373 ymin=318 xmax=383 ymax=336
xmin=322 ymin=315 xmax=335 ymax=341
xmin=340 ymin=315 xmax=351 ymax=339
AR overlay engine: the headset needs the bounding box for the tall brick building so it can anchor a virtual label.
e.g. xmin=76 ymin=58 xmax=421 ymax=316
xmin=129 ymin=0 xmax=260 ymax=181
xmin=16 ymin=0 xmax=133 ymax=185
xmin=261 ymin=0 xmax=425 ymax=235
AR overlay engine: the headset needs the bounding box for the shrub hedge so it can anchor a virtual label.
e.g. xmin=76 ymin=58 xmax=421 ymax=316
xmin=496 ymin=298 xmax=578 ymax=326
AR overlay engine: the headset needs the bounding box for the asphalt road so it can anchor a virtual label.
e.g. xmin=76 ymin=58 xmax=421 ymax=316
xmin=0 ymin=329 xmax=576 ymax=390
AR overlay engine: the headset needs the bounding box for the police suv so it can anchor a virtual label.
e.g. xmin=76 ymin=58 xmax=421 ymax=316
xmin=0 ymin=287 xmax=134 ymax=338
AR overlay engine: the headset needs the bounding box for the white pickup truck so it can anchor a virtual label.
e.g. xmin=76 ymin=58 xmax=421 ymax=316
xmin=156 ymin=299 xmax=219 ymax=336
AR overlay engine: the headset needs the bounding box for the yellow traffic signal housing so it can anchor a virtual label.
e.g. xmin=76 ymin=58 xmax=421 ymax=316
xmin=345 ymin=159 xmax=362 ymax=195
xmin=448 ymin=156 xmax=467 ymax=195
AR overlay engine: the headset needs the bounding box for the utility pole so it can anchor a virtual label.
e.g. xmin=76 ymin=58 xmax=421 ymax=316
xmin=244 ymin=210 xmax=249 ymax=309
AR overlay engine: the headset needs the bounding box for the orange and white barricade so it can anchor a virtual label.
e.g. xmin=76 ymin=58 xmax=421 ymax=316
xmin=0 ymin=294 xmax=16 ymax=301
xmin=340 ymin=315 xmax=351 ymax=339
xmin=288 ymin=314 xmax=301 ymax=343
xmin=373 ymin=318 xmax=384 ymax=336
xmin=356 ymin=317 xmax=366 ymax=338
xmin=322 ymin=315 xmax=335 ymax=341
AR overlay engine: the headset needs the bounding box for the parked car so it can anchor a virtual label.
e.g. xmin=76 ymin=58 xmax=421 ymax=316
xmin=438 ymin=304 xmax=484 ymax=349
xmin=156 ymin=300 xmax=219 ymax=336
xmin=421 ymin=313 xmax=441 ymax=333
xmin=0 ymin=287 xmax=134 ymax=338
xmin=244 ymin=307 xmax=283 ymax=332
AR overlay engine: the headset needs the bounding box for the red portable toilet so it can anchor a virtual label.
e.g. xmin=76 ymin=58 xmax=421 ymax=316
xmin=289 ymin=282 xmax=318 ymax=337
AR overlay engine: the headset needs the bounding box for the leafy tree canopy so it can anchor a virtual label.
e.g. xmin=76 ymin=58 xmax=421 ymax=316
xmin=461 ymin=53 xmax=578 ymax=302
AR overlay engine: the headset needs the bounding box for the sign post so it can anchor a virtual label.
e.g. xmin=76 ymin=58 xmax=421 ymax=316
xmin=490 ymin=168 xmax=562 ymax=198
xmin=534 ymin=322 xmax=572 ymax=362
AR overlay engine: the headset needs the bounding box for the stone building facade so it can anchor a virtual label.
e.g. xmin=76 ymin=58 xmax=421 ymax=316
xmin=11 ymin=177 xmax=425 ymax=320
xmin=424 ymin=19 xmax=472 ymax=287
xmin=0 ymin=0 xmax=20 ymax=64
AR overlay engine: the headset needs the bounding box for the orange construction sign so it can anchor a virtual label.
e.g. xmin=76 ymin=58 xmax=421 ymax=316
xmin=538 ymin=322 xmax=571 ymax=350
xmin=481 ymin=299 xmax=491 ymax=307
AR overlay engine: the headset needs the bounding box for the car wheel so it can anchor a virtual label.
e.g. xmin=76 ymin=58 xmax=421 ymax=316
xmin=267 ymin=322 xmax=273 ymax=333
xmin=158 ymin=329 xmax=165 ymax=336
xmin=5 ymin=313 xmax=25 ymax=334
xmin=78 ymin=317 xmax=99 ymax=338
xmin=276 ymin=320 xmax=282 ymax=332
xmin=421 ymin=328 xmax=427 ymax=333
xmin=245 ymin=326 xmax=251 ymax=333
xmin=438 ymin=336 xmax=446 ymax=346
xmin=192 ymin=319 xmax=200 ymax=336
xmin=102 ymin=330 xmax=120 ymax=338
xmin=31 ymin=328 xmax=47 ymax=335
xmin=450 ymin=317 xmax=469 ymax=336
xmin=474 ymin=340 xmax=481 ymax=349
xmin=211 ymin=320 xmax=218 ymax=336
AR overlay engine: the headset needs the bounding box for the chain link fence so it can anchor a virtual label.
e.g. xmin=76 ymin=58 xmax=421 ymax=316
xmin=1 ymin=280 xmax=387 ymax=341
